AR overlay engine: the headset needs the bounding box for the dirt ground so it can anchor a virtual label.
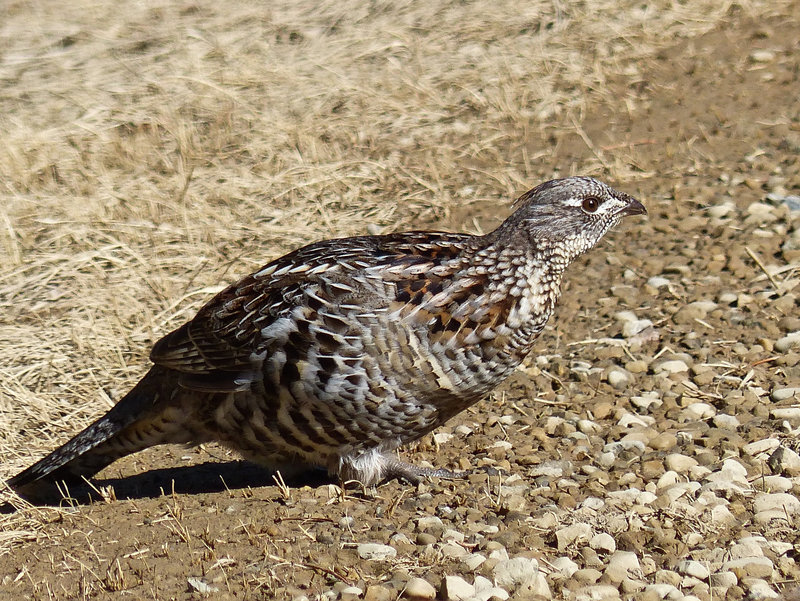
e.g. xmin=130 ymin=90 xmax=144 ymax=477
xmin=1 ymin=1 xmax=800 ymax=599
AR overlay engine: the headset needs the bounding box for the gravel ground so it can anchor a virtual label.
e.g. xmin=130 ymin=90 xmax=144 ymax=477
xmin=2 ymin=1 xmax=800 ymax=600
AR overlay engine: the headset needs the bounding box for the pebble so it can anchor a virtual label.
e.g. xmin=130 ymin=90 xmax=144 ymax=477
xmin=606 ymin=367 xmax=632 ymax=389
xmin=665 ymin=453 xmax=698 ymax=473
xmin=681 ymin=402 xmax=716 ymax=420
xmin=492 ymin=556 xmax=539 ymax=590
xmin=768 ymin=445 xmax=800 ymax=475
xmin=472 ymin=586 xmax=509 ymax=601
xmin=769 ymin=407 xmax=800 ymax=422
xmin=654 ymin=359 xmax=689 ymax=374
xmin=712 ymin=413 xmax=740 ymax=429
xmin=721 ymin=556 xmax=774 ymax=579
xmin=775 ymin=331 xmax=800 ymax=352
xmin=339 ymin=586 xmax=363 ymax=601
xmin=441 ymin=575 xmax=475 ymax=601
xmin=605 ymin=551 xmax=641 ymax=583
xmin=709 ymin=571 xmax=737 ymax=588
xmin=358 ymin=543 xmax=397 ymax=561
xmin=364 ymin=585 xmax=394 ymax=601
xmin=741 ymin=578 xmax=780 ymax=599
xmin=555 ymin=523 xmax=592 ymax=551
xmin=753 ymin=491 xmax=800 ymax=522
xmin=623 ymin=319 xmax=654 ymax=338
xmin=676 ymin=560 xmax=710 ymax=580
xmin=770 ymin=387 xmax=800 ymax=401
xmin=589 ymin=532 xmax=616 ymax=553
xmin=743 ymin=438 xmax=781 ymax=456
xmin=647 ymin=276 xmax=670 ymax=289
xmin=551 ymin=556 xmax=579 ymax=579
xmin=461 ymin=553 xmax=486 ymax=571
xmin=578 ymin=584 xmax=621 ymax=599
xmin=643 ymin=583 xmax=681 ymax=599
xmin=402 ymin=578 xmax=436 ymax=599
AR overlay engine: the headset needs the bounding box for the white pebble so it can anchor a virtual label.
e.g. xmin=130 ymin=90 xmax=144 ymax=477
xmin=665 ymin=453 xmax=698 ymax=473
xmin=654 ymin=359 xmax=689 ymax=374
xmin=555 ymin=523 xmax=592 ymax=552
xmin=721 ymin=556 xmax=774 ymax=579
xmin=676 ymin=559 xmax=710 ymax=580
xmin=473 ymin=588 xmax=510 ymax=601
xmin=339 ymin=586 xmax=363 ymax=601
xmin=743 ymin=438 xmax=781 ymax=456
xmin=589 ymin=532 xmax=616 ymax=553
xmin=681 ymin=402 xmax=716 ymax=420
xmin=357 ymin=543 xmax=397 ymax=561
xmin=492 ymin=556 xmax=539 ymax=590
xmin=753 ymin=492 xmax=800 ymax=517
xmin=442 ymin=575 xmax=475 ymax=601
xmin=770 ymin=407 xmax=800 ymax=422
xmin=712 ymin=413 xmax=740 ymax=429
xmin=402 ymin=578 xmax=436 ymax=599
xmin=623 ymin=319 xmax=653 ymax=337
xmin=771 ymin=387 xmax=800 ymax=401
xmin=551 ymin=556 xmax=579 ymax=579
xmin=647 ymin=276 xmax=670 ymax=288
xmin=743 ymin=578 xmax=780 ymax=599
xmin=709 ymin=571 xmax=737 ymax=588
xmin=461 ymin=553 xmax=486 ymax=571
xmin=775 ymin=331 xmax=800 ymax=352
xmin=643 ymin=583 xmax=680 ymax=599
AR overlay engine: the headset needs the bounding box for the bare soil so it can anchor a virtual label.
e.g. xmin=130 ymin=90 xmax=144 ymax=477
xmin=1 ymin=1 xmax=800 ymax=599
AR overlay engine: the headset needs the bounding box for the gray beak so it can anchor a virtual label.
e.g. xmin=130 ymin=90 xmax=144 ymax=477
xmin=620 ymin=197 xmax=647 ymax=217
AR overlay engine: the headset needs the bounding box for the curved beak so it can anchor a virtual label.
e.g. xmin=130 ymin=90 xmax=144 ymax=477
xmin=620 ymin=196 xmax=647 ymax=217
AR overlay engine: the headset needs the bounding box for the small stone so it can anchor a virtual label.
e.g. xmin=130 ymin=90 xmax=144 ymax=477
xmin=681 ymin=402 xmax=716 ymax=420
xmin=590 ymin=532 xmax=616 ymax=554
xmin=770 ymin=407 xmax=800 ymax=422
xmin=606 ymin=367 xmax=632 ymax=389
xmin=461 ymin=553 xmax=486 ymax=571
xmin=573 ymin=568 xmax=603 ymax=585
xmin=768 ymin=445 xmax=800 ymax=475
xmin=654 ymin=359 xmax=689 ymax=374
xmin=643 ymin=583 xmax=680 ymax=599
xmin=473 ymin=587 xmax=509 ymax=601
xmin=605 ymin=551 xmax=641 ymax=583
xmin=551 ymin=556 xmax=579 ymax=579
xmin=741 ymin=578 xmax=780 ymax=599
xmin=709 ymin=571 xmax=737 ymax=588
xmin=187 ymin=578 xmax=219 ymax=593
xmin=555 ymin=523 xmax=592 ymax=552
xmin=364 ymin=585 xmax=394 ymax=601
xmin=339 ymin=587 xmax=363 ymax=601
xmin=665 ymin=453 xmax=698 ymax=473
xmin=578 ymin=584 xmax=621 ymax=599
xmin=750 ymin=49 xmax=776 ymax=62
xmin=676 ymin=560 xmax=710 ymax=580
xmin=775 ymin=332 xmax=800 ymax=353
xmin=442 ymin=575 xmax=475 ymax=601
xmin=623 ymin=319 xmax=654 ymax=338
xmin=743 ymin=439 xmax=781 ymax=457
xmin=721 ymin=556 xmax=774 ymax=579
xmin=402 ymin=578 xmax=436 ymax=599
xmin=358 ymin=543 xmax=397 ymax=561
xmin=771 ymin=387 xmax=800 ymax=401
xmin=649 ymin=433 xmax=677 ymax=451
xmin=753 ymin=492 xmax=800 ymax=516
xmin=712 ymin=413 xmax=740 ymax=429
xmin=647 ymin=276 xmax=670 ymax=289
xmin=492 ymin=556 xmax=539 ymax=590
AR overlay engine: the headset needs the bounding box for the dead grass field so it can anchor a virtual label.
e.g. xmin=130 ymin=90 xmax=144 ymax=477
xmin=1 ymin=0 xmax=800 ymax=599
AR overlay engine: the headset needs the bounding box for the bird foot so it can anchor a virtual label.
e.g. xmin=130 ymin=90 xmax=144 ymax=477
xmin=382 ymin=457 xmax=466 ymax=485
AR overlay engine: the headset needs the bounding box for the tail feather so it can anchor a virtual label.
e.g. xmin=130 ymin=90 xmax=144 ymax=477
xmin=7 ymin=366 xmax=185 ymax=494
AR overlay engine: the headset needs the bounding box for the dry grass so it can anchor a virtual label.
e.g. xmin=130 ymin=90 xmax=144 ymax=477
xmin=0 ymin=0 xmax=792 ymax=556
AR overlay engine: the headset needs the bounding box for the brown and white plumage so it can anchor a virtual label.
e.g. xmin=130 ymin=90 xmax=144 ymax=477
xmin=8 ymin=176 xmax=645 ymax=495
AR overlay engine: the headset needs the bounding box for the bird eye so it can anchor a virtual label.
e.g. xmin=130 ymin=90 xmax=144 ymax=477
xmin=581 ymin=196 xmax=601 ymax=213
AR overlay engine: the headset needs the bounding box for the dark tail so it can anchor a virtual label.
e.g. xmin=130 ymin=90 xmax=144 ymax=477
xmin=7 ymin=366 xmax=193 ymax=497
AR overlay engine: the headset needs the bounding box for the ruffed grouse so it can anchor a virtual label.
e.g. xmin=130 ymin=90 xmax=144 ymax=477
xmin=9 ymin=177 xmax=645 ymax=496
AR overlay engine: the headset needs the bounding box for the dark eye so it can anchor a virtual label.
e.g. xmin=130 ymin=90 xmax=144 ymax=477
xmin=581 ymin=196 xmax=601 ymax=213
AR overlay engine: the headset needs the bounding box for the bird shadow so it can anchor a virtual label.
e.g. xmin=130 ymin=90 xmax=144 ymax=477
xmin=1 ymin=460 xmax=332 ymax=511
